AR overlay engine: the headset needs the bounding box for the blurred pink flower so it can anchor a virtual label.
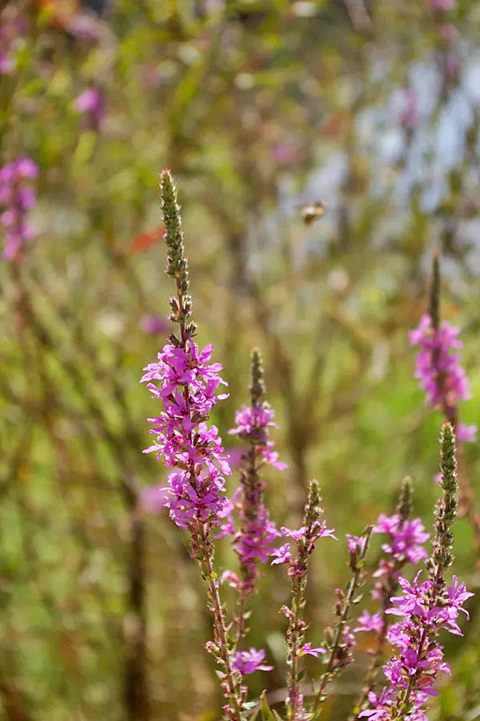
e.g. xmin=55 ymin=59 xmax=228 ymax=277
xmin=75 ymin=88 xmax=104 ymax=131
xmin=429 ymin=0 xmax=456 ymax=9
xmin=140 ymin=484 xmax=171 ymax=514
xmin=456 ymin=423 xmax=477 ymax=444
xmin=0 ymin=53 xmax=13 ymax=75
xmin=410 ymin=314 xmax=471 ymax=407
xmin=0 ymin=157 xmax=38 ymax=262
xmin=223 ymin=447 xmax=244 ymax=468
xmin=0 ymin=12 xmax=27 ymax=75
xmin=140 ymin=314 xmax=170 ymax=336
xmin=398 ymin=89 xmax=419 ymax=130
xmin=68 ymin=14 xmax=105 ymax=42
xmin=220 ymin=570 xmax=240 ymax=589
xmin=439 ymin=22 xmax=457 ymax=44
xmin=347 ymin=534 xmax=367 ymax=555
xmin=354 ymin=610 xmax=384 ymax=634
xmin=272 ymin=143 xmax=296 ymax=166
xmin=445 ymin=53 xmax=461 ymax=80
xmin=141 ymin=64 xmax=162 ymax=88
xmin=271 ymin=543 xmax=292 ymax=565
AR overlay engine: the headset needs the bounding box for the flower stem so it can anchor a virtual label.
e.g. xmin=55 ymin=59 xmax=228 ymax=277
xmin=196 ymin=524 xmax=244 ymax=720
xmin=234 ymin=348 xmax=268 ymax=643
xmin=349 ymin=479 xmax=413 ymax=719
xmin=394 ymin=423 xmax=458 ymax=719
xmin=286 ymin=574 xmax=308 ymax=720
xmin=312 ymin=527 xmax=372 ymax=716
xmin=158 ymin=171 xmax=242 ymax=719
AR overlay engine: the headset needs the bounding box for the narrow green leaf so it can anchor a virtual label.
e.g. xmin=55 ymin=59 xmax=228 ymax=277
xmin=260 ymin=691 xmax=276 ymax=721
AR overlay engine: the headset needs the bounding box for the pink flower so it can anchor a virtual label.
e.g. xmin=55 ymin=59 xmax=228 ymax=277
xmin=141 ymin=341 xmax=231 ymax=529
xmin=298 ymin=642 xmax=326 ymax=657
xmin=347 ymin=534 xmax=367 ymax=555
xmin=272 ymin=143 xmax=296 ymax=166
xmin=354 ymin=610 xmax=384 ymax=634
xmin=439 ymin=22 xmax=457 ymax=44
xmin=456 ymin=423 xmax=477 ymax=443
xmin=271 ymin=543 xmax=292 ymax=565
xmin=281 ymin=526 xmax=306 ymax=541
xmin=75 ymin=88 xmax=105 ymax=131
xmin=140 ymin=484 xmax=171 ymax=514
xmin=234 ymin=507 xmax=279 ymax=565
xmin=220 ymin=570 xmax=240 ymax=589
xmin=410 ymin=314 xmax=475 ymax=444
xmin=373 ymin=514 xmax=429 ymax=565
xmin=0 ymin=157 xmax=38 ymax=261
xmin=224 ymin=391 xmax=285 ymax=590
xmin=429 ymin=0 xmax=456 ymax=10
xmin=410 ymin=314 xmax=471 ymax=408
xmin=0 ymin=12 xmax=27 ymax=76
xmin=223 ymin=447 xmax=243 ymax=468
xmin=229 ymin=403 xmax=287 ymax=471
xmin=140 ymin=314 xmax=170 ymax=336
xmin=447 ymin=576 xmax=474 ymax=620
xmin=232 ymin=648 xmax=272 ymax=675
xmin=362 ymin=567 xmax=471 ymax=719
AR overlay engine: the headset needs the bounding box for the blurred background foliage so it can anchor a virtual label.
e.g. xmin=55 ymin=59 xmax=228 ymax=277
xmin=1 ymin=0 xmax=480 ymax=719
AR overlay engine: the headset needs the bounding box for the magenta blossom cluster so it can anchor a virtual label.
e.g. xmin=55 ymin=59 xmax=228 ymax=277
xmin=272 ymin=521 xmax=336 ymax=573
xmin=374 ymin=514 xmax=429 ymax=567
xmin=141 ymin=342 xmax=231 ymax=529
xmin=360 ymin=573 xmax=472 ymax=720
xmin=233 ymin=504 xmax=279 ymax=570
xmin=0 ymin=157 xmax=38 ymax=262
xmin=229 ymin=403 xmax=287 ymax=471
xmin=410 ymin=314 xmax=476 ymax=442
xmin=360 ymin=513 xmax=429 ymax=628
xmin=220 ymin=396 xmax=286 ymax=594
xmin=355 ymin=610 xmax=384 ymax=634
xmin=353 ymin=505 xmax=431 ymax=709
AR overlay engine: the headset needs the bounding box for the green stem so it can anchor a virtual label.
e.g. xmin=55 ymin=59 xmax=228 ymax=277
xmin=312 ymin=527 xmax=372 ymax=716
xmin=286 ymin=576 xmax=307 ymax=720
xmin=197 ymin=526 xmax=244 ymax=720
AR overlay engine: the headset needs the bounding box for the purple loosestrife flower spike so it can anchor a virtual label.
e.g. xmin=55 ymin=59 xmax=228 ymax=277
xmin=350 ymin=478 xmax=430 ymax=719
xmin=141 ymin=171 xmax=244 ymax=720
xmin=410 ymin=314 xmax=471 ymax=412
xmin=312 ymin=526 xmax=372 ymax=715
xmin=228 ymin=349 xmax=283 ymax=642
xmin=280 ymin=480 xmax=335 ymax=721
xmin=411 ymin=253 xmax=480 ymax=553
xmin=410 ymin=254 xmax=476 ymax=445
xmin=360 ymin=424 xmax=472 ymax=721
xmin=0 ymin=157 xmax=38 ymax=262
